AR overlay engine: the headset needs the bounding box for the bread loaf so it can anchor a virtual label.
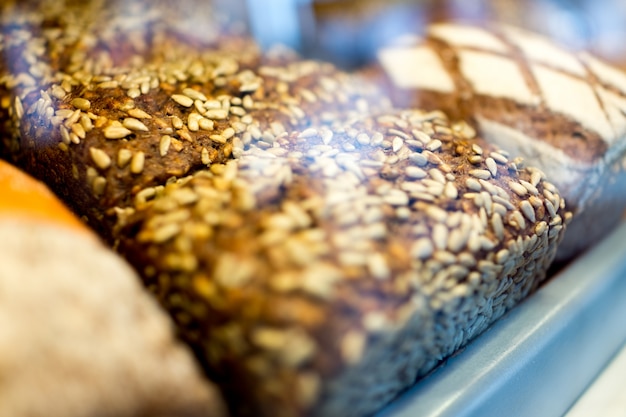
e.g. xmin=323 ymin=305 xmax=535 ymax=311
xmin=0 ymin=160 xmax=224 ymax=417
xmin=370 ymin=22 xmax=626 ymax=260
xmin=0 ymin=0 xmax=388 ymax=240
xmin=114 ymin=109 xmax=569 ymax=417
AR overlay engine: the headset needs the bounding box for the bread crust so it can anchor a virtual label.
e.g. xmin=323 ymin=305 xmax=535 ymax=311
xmin=117 ymin=110 xmax=569 ymax=417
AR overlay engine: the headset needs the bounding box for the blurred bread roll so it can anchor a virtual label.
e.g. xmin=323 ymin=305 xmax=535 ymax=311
xmin=0 ymin=159 xmax=225 ymax=417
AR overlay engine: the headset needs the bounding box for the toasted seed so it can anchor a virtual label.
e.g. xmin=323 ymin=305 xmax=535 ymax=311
xmin=545 ymin=199 xmax=557 ymax=218
xmin=171 ymin=94 xmax=194 ymax=107
xmin=187 ymin=113 xmax=201 ymax=132
xmin=92 ymin=176 xmax=106 ymax=195
xmin=489 ymin=151 xmax=508 ymax=164
xmin=201 ymin=147 xmax=211 ymax=165
xmin=425 ymin=139 xmax=442 ymax=151
xmin=171 ymin=116 xmax=184 ymax=129
xmin=491 ymin=212 xmax=505 ymax=240
xmin=199 ymin=118 xmax=214 ymax=131
xmin=492 ymin=195 xmax=514 ymax=210
xmin=210 ymin=134 xmax=226 ymax=144
xmin=409 ymin=152 xmax=428 ymax=166
xmin=123 ymin=117 xmax=149 ymax=131
xmin=98 ymin=80 xmax=119 ymax=89
xmin=299 ymin=128 xmax=318 ymax=139
xmin=520 ymin=180 xmax=539 ymax=195
xmin=71 ymin=97 xmax=91 ymax=111
xmin=127 ymin=88 xmax=141 ymax=99
xmin=159 ymin=135 xmax=172 ymax=156
xmin=64 ymin=109 xmax=81 ymax=127
xmin=392 ymin=136 xmax=403 ymax=152
xmin=426 ymin=205 xmax=448 ymax=223
xmin=130 ymin=151 xmax=145 ymax=174
xmin=412 ymin=129 xmax=431 ymax=144
xmin=182 ymin=88 xmax=207 ymax=102
xmin=509 ymin=181 xmax=528 ymax=197
xmin=519 ymin=200 xmax=536 ymax=222
xmin=356 ymin=133 xmax=370 ymax=146
xmin=485 ymin=157 xmax=498 ymax=177
xmin=127 ymin=108 xmax=152 ymax=119
xmin=495 ymin=249 xmax=510 ymax=264
xmin=406 ymin=166 xmax=427 ymax=179
xmin=472 ymin=144 xmax=483 ymax=155
xmin=71 ymin=123 xmax=86 ymax=139
xmin=411 ymin=238 xmax=434 ymax=259
xmin=448 ymin=227 xmax=470 ymax=253
xmin=89 ymin=147 xmax=111 ymax=170
xmin=444 ymin=182 xmax=459 ymax=199
xmin=468 ymin=155 xmax=483 ymax=164
xmin=469 ymin=169 xmax=491 ymax=180
xmin=80 ymin=114 xmax=93 ymax=132
xmin=242 ymin=95 xmax=254 ymax=109
xmin=535 ymin=221 xmax=548 ymax=236
xmin=152 ymin=223 xmax=182 ymax=243
xmin=432 ymin=224 xmax=448 ymax=250
xmin=205 ymin=109 xmax=229 ymax=120
xmin=368 ymin=253 xmax=390 ymax=280
xmin=222 ymin=127 xmax=235 ymax=140
xmin=510 ymin=210 xmax=526 ymax=230
xmin=104 ymin=125 xmax=132 ymax=139
xmin=117 ymin=149 xmax=133 ymax=168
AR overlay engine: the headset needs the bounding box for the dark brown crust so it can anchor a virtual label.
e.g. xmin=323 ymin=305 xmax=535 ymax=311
xmin=116 ymin=110 xmax=569 ymax=417
xmin=2 ymin=0 xmax=389 ymax=240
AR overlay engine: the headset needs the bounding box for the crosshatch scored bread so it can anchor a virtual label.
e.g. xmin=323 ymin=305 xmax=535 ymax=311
xmin=0 ymin=2 xmax=573 ymax=417
xmin=371 ymin=21 xmax=626 ymax=260
xmin=0 ymin=159 xmax=225 ymax=417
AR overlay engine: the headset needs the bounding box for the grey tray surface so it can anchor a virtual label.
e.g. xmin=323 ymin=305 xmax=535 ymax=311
xmin=378 ymin=221 xmax=626 ymax=417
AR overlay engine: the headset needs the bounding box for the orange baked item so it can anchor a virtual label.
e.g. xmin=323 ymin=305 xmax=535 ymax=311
xmin=0 ymin=159 xmax=225 ymax=417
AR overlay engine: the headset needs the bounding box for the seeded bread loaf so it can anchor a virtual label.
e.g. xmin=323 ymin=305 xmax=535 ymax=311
xmin=0 ymin=160 xmax=224 ymax=417
xmin=369 ymin=22 xmax=626 ymax=260
xmin=0 ymin=0 xmax=388 ymax=241
xmin=114 ymin=109 xmax=569 ymax=417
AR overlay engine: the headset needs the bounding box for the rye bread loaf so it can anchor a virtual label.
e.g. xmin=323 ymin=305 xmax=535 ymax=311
xmin=369 ymin=22 xmax=626 ymax=261
xmin=0 ymin=0 xmax=388 ymax=241
xmin=115 ymin=109 xmax=569 ymax=417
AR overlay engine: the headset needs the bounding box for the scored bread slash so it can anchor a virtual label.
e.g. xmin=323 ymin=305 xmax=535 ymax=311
xmin=368 ymin=21 xmax=626 ymax=261
xmin=118 ymin=109 xmax=569 ymax=417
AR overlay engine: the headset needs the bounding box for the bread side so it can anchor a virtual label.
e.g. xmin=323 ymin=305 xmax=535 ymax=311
xmin=116 ymin=110 xmax=569 ymax=417
xmin=370 ymin=22 xmax=626 ymax=260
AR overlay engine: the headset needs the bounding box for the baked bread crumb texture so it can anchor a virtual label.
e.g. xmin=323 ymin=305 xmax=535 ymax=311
xmin=2 ymin=2 xmax=624 ymax=417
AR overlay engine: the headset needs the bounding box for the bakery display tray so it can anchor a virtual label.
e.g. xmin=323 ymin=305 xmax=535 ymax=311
xmin=378 ymin=221 xmax=626 ymax=417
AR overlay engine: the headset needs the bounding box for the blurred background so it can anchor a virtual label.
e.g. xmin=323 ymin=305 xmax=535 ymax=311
xmin=244 ymin=0 xmax=626 ymax=70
